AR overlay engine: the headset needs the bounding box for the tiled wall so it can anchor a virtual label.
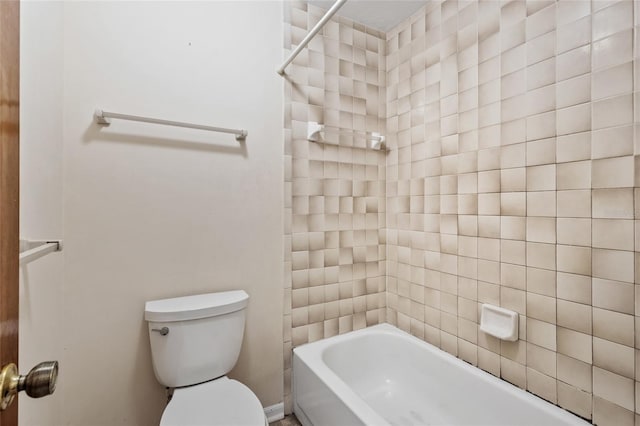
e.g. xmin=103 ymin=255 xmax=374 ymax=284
xmin=282 ymin=1 xmax=387 ymax=412
xmin=284 ymin=0 xmax=640 ymax=424
xmin=385 ymin=0 xmax=639 ymax=424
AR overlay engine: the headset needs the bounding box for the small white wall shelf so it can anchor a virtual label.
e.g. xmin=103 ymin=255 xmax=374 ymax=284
xmin=307 ymin=122 xmax=386 ymax=150
xmin=19 ymin=240 xmax=63 ymax=265
xmin=480 ymin=304 xmax=519 ymax=341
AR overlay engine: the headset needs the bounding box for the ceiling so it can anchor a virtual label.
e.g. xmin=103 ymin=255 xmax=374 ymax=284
xmin=307 ymin=0 xmax=428 ymax=33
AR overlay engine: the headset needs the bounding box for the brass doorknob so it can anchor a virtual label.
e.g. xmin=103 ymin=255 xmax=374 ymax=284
xmin=0 ymin=361 xmax=58 ymax=410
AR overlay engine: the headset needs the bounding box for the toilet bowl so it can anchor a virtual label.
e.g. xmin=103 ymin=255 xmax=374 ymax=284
xmin=144 ymin=290 xmax=266 ymax=426
xmin=160 ymin=377 xmax=266 ymax=426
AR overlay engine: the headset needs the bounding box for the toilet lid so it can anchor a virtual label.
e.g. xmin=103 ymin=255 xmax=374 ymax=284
xmin=160 ymin=377 xmax=266 ymax=426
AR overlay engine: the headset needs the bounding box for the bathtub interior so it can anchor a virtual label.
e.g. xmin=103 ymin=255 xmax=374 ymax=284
xmin=295 ymin=324 xmax=589 ymax=426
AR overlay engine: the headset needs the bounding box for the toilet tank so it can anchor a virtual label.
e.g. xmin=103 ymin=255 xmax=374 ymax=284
xmin=144 ymin=290 xmax=249 ymax=388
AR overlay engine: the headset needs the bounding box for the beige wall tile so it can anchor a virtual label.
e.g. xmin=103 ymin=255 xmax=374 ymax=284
xmin=557 ymin=190 xmax=591 ymax=218
xmin=557 ymin=244 xmax=591 ymax=275
xmin=527 ymin=318 xmax=556 ymax=350
xmin=593 ymin=367 xmax=635 ymax=411
xmin=501 ymin=192 xmax=527 ymax=216
xmin=478 ymin=193 xmax=501 ymax=215
xmin=557 ymin=10 xmax=589 ymax=51
xmin=557 ymin=353 xmax=592 ymax=392
xmin=557 ymin=327 xmax=592 ymax=364
xmin=592 ymin=1 xmax=632 ymax=42
xmin=593 ymin=337 xmax=635 ymax=379
xmin=501 ymin=356 xmax=527 ymax=389
xmin=591 ymin=125 xmax=633 ymax=160
xmin=526 ymin=266 xmax=556 ymax=297
xmin=527 ymin=111 xmax=556 ymax=141
xmin=527 ymin=292 xmax=556 ymax=323
xmin=527 ymin=191 xmax=556 ymax=217
xmin=592 ymin=94 xmax=633 ymax=130
xmin=502 ymin=242 xmax=526 ymax=269
xmin=592 ymin=248 xmax=634 ymax=283
xmin=556 ymin=160 xmax=591 ymax=190
xmin=527 ymin=164 xmax=556 ymax=191
xmin=526 ymin=217 xmax=556 ymax=243
xmin=556 ymin=74 xmax=590 ymax=109
xmin=558 ymin=381 xmax=592 ymax=419
xmin=527 ymin=242 xmax=556 ymax=270
xmin=556 ymin=132 xmax=591 ymax=163
xmin=557 ymin=272 xmax=592 ymax=305
xmin=592 ymin=30 xmax=632 ymax=71
xmin=478 ymin=260 xmax=500 ymax=284
xmin=592 ymin=61 xmax=633 ymax=101
xmin=592 ymin=188 xmax=634 ymax=219
xmin=478 ymin=237 xmax=500 ymax=261
xmin=557 ymin=218 xmax=591 ymax=247
xmin=593 ymin=307 xmax=635 ymax=347
xmin=592 ymin=396 xmax=634 ymax=426
xmin=478 ymin=170 xmax=500 ymax=193
xmin=501 ymin=167 xmax=526 ymax=191
xmin=478 ymin=347 xmax=501 ymax=377
xmin=556 ymin=102 xmax=591 ymax=135
xmin=592 ymin=219 xmax=634 ymax=251
xmin=501 ymin=286 xmax=526 ymax=314
xmin=557 ymin=299 xmax=592 ymax=334
xmin=478 ymin=215 xmax=500 ymax=238
xmin=592 ymin=156 xmax=635 ymax=189
xmin=526 ymin=137 xmax=556 ymax=166
xmin=501 ymin=216 xmax=526 ymax=240
xmin=593 ymin=278 xmax=635 ymax=315
xmin=557 ymin=45 xmax=590 ymax=82
xmin=526 ymin=367 xmax=557 ymax=403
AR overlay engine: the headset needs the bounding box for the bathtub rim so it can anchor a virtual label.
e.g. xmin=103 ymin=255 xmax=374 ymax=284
xmin=293 ymin=333 xmax=389 ymax=425
xmin=293 ymin=323 xmax=589 ymax=426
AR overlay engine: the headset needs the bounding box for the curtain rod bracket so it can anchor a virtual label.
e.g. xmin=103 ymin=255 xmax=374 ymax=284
xmin=94 ymin=109 xmax=111 ymax=125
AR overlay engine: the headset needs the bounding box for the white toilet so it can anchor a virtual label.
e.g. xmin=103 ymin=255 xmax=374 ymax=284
xmin=144 ymin=290 xmax=267 ymax=426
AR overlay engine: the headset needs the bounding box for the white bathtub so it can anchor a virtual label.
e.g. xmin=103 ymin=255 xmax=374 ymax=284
xmin=293 ymin=324 xmax=588 ymax=426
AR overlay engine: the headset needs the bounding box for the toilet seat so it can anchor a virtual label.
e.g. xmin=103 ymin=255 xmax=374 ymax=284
xmin=160 ymin=376 xmax=266 ymax=426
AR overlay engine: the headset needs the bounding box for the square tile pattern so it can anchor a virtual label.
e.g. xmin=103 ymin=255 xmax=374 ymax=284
xmin=285 ymin=1 xmax=640 ymax=424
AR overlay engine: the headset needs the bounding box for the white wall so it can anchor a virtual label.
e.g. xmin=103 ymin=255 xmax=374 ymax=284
xmin=19 ymin=2 xmax=64 ymax=425
xmin=21 ymin=2 xmax=284 ymax=425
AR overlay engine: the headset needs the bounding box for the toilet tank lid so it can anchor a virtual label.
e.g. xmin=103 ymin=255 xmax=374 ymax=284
xmin=145 ymin=290 xmax=249 ymax=322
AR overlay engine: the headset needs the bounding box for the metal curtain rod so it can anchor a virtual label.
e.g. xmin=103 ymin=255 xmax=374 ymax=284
xmin=94 ymin=109 xmax=248 ymax=141
xmin=277 ymin=0 xmax=348 ymax=75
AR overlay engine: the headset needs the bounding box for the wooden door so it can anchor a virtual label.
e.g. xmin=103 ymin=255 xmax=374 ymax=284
xmin=0 ymin=1 xmax=20 ymax=425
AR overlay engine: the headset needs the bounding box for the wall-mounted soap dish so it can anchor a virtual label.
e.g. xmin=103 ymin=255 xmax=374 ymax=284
xmin=479 ymin=304 xmax=519 ymax=341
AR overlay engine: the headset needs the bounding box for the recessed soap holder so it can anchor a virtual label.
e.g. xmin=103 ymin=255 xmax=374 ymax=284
xmin=479 ymin=304 xmax=519 ymax=341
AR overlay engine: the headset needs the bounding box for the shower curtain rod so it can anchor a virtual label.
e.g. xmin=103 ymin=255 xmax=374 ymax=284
xmin=277 ymin=0 xmax=348 ymax=75
xmin=94 ymin=109 xmax=248 ymax=141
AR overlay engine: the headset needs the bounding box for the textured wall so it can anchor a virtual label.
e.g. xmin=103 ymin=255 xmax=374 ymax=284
xmin=385 ymin=0 xmax=639 ymax=424
xmin=19 ymin=2 xmax=64 ymax=425
xmin=282 ymin=1 xmax=388 ymax=412
xmin=60 ymin=2 xmax=284 ymax=424
xmin=285 ymin=0 xmax=640 ymax=424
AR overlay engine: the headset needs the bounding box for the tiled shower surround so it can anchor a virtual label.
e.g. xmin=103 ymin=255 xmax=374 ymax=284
xmin=282 ymin=1 xmax=388 ymax=411
xmin=284 ymin=0 xmax=640 ymax=424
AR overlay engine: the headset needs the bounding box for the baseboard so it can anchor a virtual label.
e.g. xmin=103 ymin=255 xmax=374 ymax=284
xmin=264 ymin=402 xmax=285 ymax=423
